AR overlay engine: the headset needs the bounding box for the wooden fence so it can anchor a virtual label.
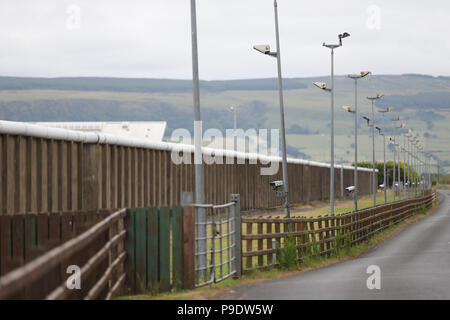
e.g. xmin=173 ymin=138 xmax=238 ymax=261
xmin=0 ymin=209 xmax=126 ymax=299
xmin=125 ymin=206 xmax=190 ymax=295
xmin=0 ymin=210 xmax=112 ymax=277
xmin=0 ymin=133 xmax=373 ymax=215
xmin=241 ymin=190 xmax=436 ymax=273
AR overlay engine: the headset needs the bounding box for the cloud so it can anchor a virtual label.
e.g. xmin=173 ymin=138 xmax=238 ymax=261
xmin=0 ymin=0 xmax=449 ymax=79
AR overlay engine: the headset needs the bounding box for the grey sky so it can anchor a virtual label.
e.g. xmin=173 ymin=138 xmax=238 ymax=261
xmin=0 ymin=0 xmax=449 ymax=80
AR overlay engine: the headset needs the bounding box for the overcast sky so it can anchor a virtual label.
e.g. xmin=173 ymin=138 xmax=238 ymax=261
xmin=0 ymin=0 xmax=449 ymax=80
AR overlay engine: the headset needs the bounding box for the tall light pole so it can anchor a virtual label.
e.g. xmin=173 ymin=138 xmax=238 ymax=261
xmin=253 ymin=0 xmax=290 ymax=217
xmin=313 ymin=32 xmax=350 ymax=216
xmin=399 ymin=123 xmax=406 ymax=198
xmin=402 ymin=131 xmax=408 ymax=199
xmin=405 ymin=130 xmax=413 ymax=199
xmin=363 ymin=115 xmax=375 ymax=200
xmin=377 ymin=107 xmax=391 ymax=203
xmin=342 ymin=105 xmax=357 ymax=211
xmin=413 ymin=138 xmax=419 ymax=197
xmin=366 ymin=94 xmax=384 ymax=206
xmin=389 ymin=136 xmax=397 ymax=197
xmin=376 ymin=126 xmax=387 ymax=204
xmin=346 ymin=71 xmax=371 ymax=211
xmin=190 ymin=0 xmax=206 ymax=278
xmin=391 ymin=118 xmax=405 ymax=200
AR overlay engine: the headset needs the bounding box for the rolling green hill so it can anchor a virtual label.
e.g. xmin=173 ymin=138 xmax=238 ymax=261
xmin=0 ymin=74 xmax=449 ymax=172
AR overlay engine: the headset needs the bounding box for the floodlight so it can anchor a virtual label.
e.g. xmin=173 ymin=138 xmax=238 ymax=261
xmin=313 ymin=82 xmax=330 ymax=91
xmin=342 ymin=105 xmax=353 ymax=113
xmin=253 ymin=44 xmax=271 ymax=55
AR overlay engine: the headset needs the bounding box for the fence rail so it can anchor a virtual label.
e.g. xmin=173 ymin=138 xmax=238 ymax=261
xmin=0 ymin=208 xmax=126 ymax=300
xmin=241 ymin=190 xmax=436 ymax=273
xmin=0 ymin=210 xmax=111 ymax=277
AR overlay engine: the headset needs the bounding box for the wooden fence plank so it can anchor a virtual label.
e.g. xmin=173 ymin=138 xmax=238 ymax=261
xmin=182 ymin=206 xmax=195 ymax=290
xmin=172 ymin=206 xmax=183 ymax=290
xmin=0 ymin=216 xmax=12 ymax=275
xmin=159 ymin=206 xmax=171 ymax=292
xmin=246 ymin=222 xmax=253 ymax=270
xmin=24 ymin=214 xmax=37 ymax=262
xmin=48 ymin=213 xmax=61 ymax=249
xmin=125 ymin=209 xmax=136 ymax=294
xmin=135 ymin=208 xmax=147 ymax=292
xmin=147 ymin=207 xmax=159 ymax=291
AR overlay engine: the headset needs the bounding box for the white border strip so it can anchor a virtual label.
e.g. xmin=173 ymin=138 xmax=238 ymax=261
xmin=0 ymin=120 xmax=376 ymax=172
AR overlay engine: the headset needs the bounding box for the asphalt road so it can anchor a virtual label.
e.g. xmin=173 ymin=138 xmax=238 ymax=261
xmin=218 ymin=190 xmax=450 ymax=300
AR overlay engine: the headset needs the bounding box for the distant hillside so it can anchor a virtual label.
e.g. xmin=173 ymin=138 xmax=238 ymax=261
xmin=0 ymin=76 xmax=307 ymax=93
xmin=0 ymin=74 xmax=449 ymax=170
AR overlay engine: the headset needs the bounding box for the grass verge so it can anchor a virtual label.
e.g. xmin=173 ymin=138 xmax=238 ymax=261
xmin=117 ymin=196 xmax=439 ymax=300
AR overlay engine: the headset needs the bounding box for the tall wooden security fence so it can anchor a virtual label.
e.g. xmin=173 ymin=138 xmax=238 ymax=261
xmin=241 ymin=190 xmax=436 ymax=273
xmin=0 ymin=121 xmax=374 ymax=215
xmin=0 ymin=209 xmax=126 ymax=299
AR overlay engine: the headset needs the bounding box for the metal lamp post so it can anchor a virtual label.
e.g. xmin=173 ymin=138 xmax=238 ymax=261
xmin=313 ymin=32 xmax=350 ymax=216
xmin=377 ymin=107 xmax=391 ymax=203
xmin=253 ymin=0 xmax=290 ymax=217
xmin=363 ymin=116 xmax=375 ymax=200
xmin=346 ymin=71 xmax=371 ymax=211
xmin=366 ymin=94 xmax=384 ymax=206
xmin=389 ymin=136 xmax=397 ymax=197
xmin=342 ymin=105 xmax=358 ymax=211
xmin=375 ymin=126 xmax=387 ymax=204
xmin=413 ymin=138 xmax=420 ymax=197
xmin=190 ymin=0 xmax=206 ymax=278
xmin=391 ymin=118 xmax=405 ymax=200
xmin=405 ymin=130 xmax=413 ymax=199
xmin=402 ymin=131 xmax=408 ymax=199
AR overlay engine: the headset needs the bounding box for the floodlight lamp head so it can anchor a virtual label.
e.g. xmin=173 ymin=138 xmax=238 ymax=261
xmin=253 ymin=44 xmax=271 ymax=55
xmin=342 ymin=105 xmax=353 ymax=113
xmin=313 ymin=82 xmax=329 ymax=91
xmin=339 ymin=32 xmax=350 ymax=40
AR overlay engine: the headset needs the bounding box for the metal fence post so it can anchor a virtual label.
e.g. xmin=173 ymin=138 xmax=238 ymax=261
xmin=231 ymin=194 xmax=241 ymax=278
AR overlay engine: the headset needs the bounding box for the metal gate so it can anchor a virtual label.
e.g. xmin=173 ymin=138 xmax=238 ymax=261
xmin=194 ymin=194 xmax=241 ymax=287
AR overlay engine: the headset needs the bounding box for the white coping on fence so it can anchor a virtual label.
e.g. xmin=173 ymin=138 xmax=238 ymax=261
xmin=0 ymin=120 xmax=376 ymax=172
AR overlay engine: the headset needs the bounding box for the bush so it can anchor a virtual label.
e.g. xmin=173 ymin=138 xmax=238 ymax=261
xmin=276 ymin=234 xmax=299 ymax=270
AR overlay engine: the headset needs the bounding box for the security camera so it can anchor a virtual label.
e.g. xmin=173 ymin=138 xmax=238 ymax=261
xmin=345 ymin=186 xmax=355 ymax=192
xmin=253 ymin=44 xmax=271 ymax=55
xmin=270 ymin=180 xmax=284 ymax=190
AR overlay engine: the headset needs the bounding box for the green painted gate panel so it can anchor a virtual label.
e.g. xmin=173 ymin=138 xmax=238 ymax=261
xmin=125 ymin=205 xmax=185 ymax=294
xmin=147 ymin=207 xmax=159 ymax=290
xmin=125 ymin=209 xmax=136 ymax=294
xmin=159 ymin=206 xmax=171 ymax=292
xmin=135 ymin=208 xmax=147 ymax=291
xmin=171 ymin=206 xmax=183 ymax=289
